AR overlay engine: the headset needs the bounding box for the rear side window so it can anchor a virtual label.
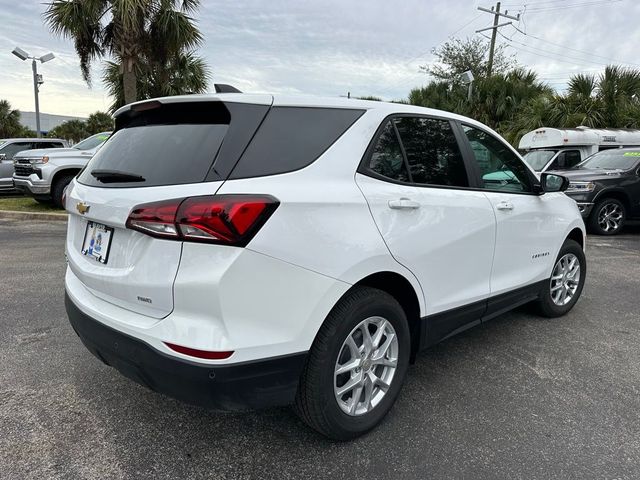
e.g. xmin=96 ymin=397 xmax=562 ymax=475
xmin=368 ymin=121 xmax=410 ymax=182
xmin=229 ymin=107 xmax=364 ymax=179
xmin=394 ymin=117 xmax=469 ymax=187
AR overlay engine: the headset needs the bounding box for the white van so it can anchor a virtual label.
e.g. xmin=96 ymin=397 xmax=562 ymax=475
xmin=519 ymin=127 xmax=640 ymax=172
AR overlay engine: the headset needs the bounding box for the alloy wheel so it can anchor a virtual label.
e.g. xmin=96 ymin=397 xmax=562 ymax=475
xmin=550 ymin=253 xmax=581 ymax=306
xmin=597 ymin=202 xmax=623 ymax=233
xmin=334 ymin=316 xmax=398 ymax=416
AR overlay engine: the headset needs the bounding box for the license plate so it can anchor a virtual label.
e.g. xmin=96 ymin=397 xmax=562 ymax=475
xmin=81 ymin=221 xmax=114 ymax=264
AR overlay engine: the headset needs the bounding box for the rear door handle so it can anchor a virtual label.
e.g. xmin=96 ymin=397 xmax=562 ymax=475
xmin=388 ymin=198 xmax=420 ymax=210
xmin=496 ymin=200 xmax=514 ymax=211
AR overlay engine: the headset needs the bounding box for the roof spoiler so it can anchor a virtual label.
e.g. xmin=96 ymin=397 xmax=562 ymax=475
xmin=214 ymin=84 xmax=242 ymax=94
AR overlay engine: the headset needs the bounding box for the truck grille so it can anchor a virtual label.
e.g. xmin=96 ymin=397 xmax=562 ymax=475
xmin=14 ymin=162 xmax=36 ymax=177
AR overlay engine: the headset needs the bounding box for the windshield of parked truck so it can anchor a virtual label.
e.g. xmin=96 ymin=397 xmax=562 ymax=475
xmin=74 ymin=132 xmax=111 ymax=150
xmin=578 ymin=150 xmax=640 ymax=170
xmin=522 ymin=149 xmax=558 ymax=171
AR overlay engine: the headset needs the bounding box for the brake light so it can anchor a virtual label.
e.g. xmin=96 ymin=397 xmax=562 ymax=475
xmin=164 ymin=342 xmax=233 ymax=360
xmin=126 ymin=195 xmax=279 ymax=246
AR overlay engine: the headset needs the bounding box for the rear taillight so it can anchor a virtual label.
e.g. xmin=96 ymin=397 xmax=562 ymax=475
xmin=126 ymin=195 xmax=279 ymax=246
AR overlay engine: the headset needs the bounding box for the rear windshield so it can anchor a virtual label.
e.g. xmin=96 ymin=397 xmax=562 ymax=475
xmin=77 ymin=124 xmax=227 ymax=188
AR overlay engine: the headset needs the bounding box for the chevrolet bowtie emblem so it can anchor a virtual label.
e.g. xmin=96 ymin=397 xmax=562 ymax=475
xmin=76 ymin=202 xmax=90 ymax=215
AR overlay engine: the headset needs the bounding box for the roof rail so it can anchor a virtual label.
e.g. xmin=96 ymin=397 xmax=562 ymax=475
xmin=214 ymin=84 xmax=242 ymax=94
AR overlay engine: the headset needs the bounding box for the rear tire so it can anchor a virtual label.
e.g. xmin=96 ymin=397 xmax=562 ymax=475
xmin=588 ymin=198 xmax=626 ymax=235
xmin=51 ymin=174 xmax=74 ymax=209
xmin=535 ymin=239 xmax=586 ymax=318
xmin=294 ymin=286 xmax=410 ymax=440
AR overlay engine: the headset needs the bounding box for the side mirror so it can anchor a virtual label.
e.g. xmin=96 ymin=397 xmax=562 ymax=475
xmin=540 ymin=172 xmax=570 ymax=193
xmin=0 ymin=153 xmax=6 ymax=161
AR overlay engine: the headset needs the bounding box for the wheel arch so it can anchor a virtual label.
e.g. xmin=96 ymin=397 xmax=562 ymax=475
xmin=593 ymin=188 xmax=631 ymax=212
xmin=51 ymin=168 xmax=81 ymax=190
xmin=566 ymin=227 xmax=585 ymax=250
xmin=350 ymin=271 xmax=423 ymax=362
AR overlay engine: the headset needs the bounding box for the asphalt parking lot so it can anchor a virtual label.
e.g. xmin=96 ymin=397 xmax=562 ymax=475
xmin=1 ymin=218 xmax=639 ymax=479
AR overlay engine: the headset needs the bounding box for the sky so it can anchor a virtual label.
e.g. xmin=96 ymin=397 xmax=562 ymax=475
xmin=0 ymin=0 xmax=637 ymax=117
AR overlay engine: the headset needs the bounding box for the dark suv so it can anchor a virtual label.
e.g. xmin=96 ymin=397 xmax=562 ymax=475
xmin=557 ymin=148 xmax=640 ymax=235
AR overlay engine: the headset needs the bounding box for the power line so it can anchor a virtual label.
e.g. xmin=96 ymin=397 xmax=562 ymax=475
xmin=498 ymin=31 xmax=610 ymax=67
xmin=510 ymin=25 xmax=640 ymax=67
xmin=525 ymin=0 xmax=623 ymax=12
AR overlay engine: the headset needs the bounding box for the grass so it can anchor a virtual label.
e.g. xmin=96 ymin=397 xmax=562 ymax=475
xmin=0 ymin=196 xmax=65 ymax=213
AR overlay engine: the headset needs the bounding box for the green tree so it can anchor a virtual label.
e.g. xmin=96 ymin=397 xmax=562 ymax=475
xmin=0 ymin=100 xmax=33 ymax=138
xmin=512 ymin=65 xmax=640 ymax=136
xmin=86 ymin=111 xmax=114 ymax=133
xmin=421 ymin=37 xmax=516 ymax=83
xmin=48 ymin=120 xmax=89 ymax=143
xmin=409 ymin=68 xmax=551 ymax=144
xmin=103 ymin=51 xmax=209 ymax=112
xmin=44 ymin=0 xmax=208 ymax=106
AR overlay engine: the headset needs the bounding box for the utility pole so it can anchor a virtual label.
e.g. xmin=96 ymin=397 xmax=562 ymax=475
xmin=476 ymin=2 xmax=520 ymax=76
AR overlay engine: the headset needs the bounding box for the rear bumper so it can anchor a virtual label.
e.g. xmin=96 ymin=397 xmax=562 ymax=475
xmin=13 ymin=175 xmax=50 ymax=195
xmin=65 ymin=292 xmax=307 ymax=410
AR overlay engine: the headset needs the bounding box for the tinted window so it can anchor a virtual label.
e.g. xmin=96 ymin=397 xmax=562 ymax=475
xmin=77 ymin=124 xmax=228 ymax=188
xmin=394 ymin=117 xmax=468 ymax=187
xmin=230 ymin=107 xmax=364 ymax=179
xmin=368 ymin=121 xmax=409 ymax=182
xmin=0 ymin=142 xmax=32 ymax=159
xmin=463 ymin=125 xmax=533 ymax=193
xmin=36 ymin=142 xmax=64 ymax=149
xmin=550 ymin=150 xmax=581 ymax=170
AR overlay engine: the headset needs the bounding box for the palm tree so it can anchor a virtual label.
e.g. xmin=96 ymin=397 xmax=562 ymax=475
xmin=47 ymin=120 xmax=89 ymax=143
xmin=0 ymin=100 xmax=30 ymax=138
xmin=86 ymin=111 xmax=114 ymax=133
xmin=44 ymin=0 xmax=207 ymax=105
xmin=103 ymin=51 xmax=209 ymax=112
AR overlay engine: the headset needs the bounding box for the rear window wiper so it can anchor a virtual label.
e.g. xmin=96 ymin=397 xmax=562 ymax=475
xmin=91 ymin=169 xmax=145 ymax=183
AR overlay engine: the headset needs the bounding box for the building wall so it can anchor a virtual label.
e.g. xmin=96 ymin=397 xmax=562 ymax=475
xmin=19 ymin=111 xmax=86 ymax=133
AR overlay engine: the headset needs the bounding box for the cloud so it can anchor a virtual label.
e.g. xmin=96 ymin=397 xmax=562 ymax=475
xmin=0 ymin=0 xmax=638 ymax=116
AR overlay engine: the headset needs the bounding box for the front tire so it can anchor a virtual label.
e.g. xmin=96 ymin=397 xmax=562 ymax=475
xmin=588 ymin=198 xmax=626 ymax=235
xmin=535 ymin=239 xmax=586 ymax=318
xmin=294 ymin=286 xmax=410 ymax=440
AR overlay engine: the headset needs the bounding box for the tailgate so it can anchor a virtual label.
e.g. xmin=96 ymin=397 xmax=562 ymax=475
xmin=66 ymin=181 xmax=221 ymax=318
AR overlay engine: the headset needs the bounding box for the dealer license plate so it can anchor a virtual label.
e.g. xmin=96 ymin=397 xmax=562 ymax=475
xmin=81 ymin=221 xmax=114 ymax=264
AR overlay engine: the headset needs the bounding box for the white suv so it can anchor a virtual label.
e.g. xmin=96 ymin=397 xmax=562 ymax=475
xmin=64 ymin=94 xmax=586 ymax=440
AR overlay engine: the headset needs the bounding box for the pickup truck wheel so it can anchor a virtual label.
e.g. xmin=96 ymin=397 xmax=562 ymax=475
xmin=294 ymin=286 xmax=410 ymax=440
xmin=588 ymin=198 xmax=626 ymax=235
xmin=52 ymin=174 xmax=74 ymax=209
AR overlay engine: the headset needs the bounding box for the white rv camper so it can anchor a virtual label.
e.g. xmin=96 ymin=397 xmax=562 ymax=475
xmin=519 ymin=127 xmax=640 ymax=172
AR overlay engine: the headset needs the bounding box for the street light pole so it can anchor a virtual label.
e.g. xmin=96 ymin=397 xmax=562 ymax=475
xmin=11 ymin=47 xmax=55 ymax=138
xmin=31 ymin=58 xmax=41 ymax=137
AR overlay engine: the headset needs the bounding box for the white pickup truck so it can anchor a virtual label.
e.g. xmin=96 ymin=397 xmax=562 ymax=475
xmin=13 ymin=132 xmax=110 ymax=207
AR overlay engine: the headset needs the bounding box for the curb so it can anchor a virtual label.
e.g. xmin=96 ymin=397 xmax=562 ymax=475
xmin=0 ymin=209 xmax=68 ymax=222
